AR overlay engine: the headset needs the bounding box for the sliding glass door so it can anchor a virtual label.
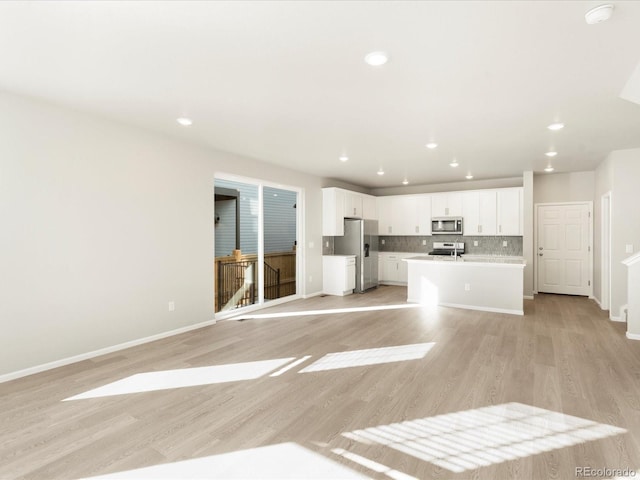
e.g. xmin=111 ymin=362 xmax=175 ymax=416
xmin=263 ymin=186 xmax=297 ymax=303
xmin=214 ymin=177 xmax=298 ymax=314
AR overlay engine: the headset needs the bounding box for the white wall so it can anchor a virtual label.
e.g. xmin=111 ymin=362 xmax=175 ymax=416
xmin=593 ymin=148 xmax=640 ymax=320
xmin=610 ymin=149 xmax=640 ymax=319
xmin=593 ymin=157 xmax=613 ymax=307
xmin=0 ymin=91 xmax=325 ymax=377
xmin=523 ymin=172 xmax=534 ymax=297
xmin=533 ymin=171 xmax=595 ymax=204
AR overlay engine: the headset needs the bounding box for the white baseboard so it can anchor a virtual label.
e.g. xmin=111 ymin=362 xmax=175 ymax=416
xmin=523 ymin=295 xmax=534 ymax=300
xmin=626 ymin=332 xmax=640 ymax=341
xmin=610 ymin=305 xmax=629 ymax=322
xmin=0 ymin=318 xmax=217 ymax=384
xmin=303 ymin=291 xmax=323 ymax=299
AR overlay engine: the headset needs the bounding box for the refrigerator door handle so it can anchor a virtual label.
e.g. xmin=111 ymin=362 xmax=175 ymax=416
xmin=364 ymin=243 xmax=370 ymax=257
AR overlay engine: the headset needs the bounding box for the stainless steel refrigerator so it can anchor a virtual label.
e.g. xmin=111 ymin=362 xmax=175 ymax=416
xmin=334 ymin=219 xmax=379 ymax=293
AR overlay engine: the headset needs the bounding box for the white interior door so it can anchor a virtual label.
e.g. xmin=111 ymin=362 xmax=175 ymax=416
xmin=537 ymin=203 xmax=591 ymax=295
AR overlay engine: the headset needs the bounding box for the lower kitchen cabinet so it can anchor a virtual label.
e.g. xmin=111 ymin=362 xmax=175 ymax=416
xmin=322 ymin=255 xmax=356 ymax=296
xmin=378 ymin=252 xmax=412 ymax=285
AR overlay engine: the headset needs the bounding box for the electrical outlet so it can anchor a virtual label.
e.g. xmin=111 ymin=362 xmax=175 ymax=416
xmin=626 ymin=244 xmax=634 ymax=254
xmin=381 ymin=239 xmax=385 ymax=245
xmin=503 ymin=241 xmax=508 ymax=247
xmin=325 ymin=241 xmax=329 ymax=248
xmin=168 ymin=301 xmax=175 ymax=312
xmin=422 ymin=240 xmax=427 ymax=245
xmin=473 ymin=240 xmax=478 ymax=247
xmin=464 ymin=283 xmax=471 ymax=291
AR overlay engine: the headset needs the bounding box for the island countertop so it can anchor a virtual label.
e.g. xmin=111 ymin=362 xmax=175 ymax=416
xmin=404 ymin=255 xmax=526 ymax=266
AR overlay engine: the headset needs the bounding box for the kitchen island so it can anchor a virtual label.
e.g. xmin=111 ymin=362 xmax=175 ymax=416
xmin=403 ymin=255 xmax=526 ymax=315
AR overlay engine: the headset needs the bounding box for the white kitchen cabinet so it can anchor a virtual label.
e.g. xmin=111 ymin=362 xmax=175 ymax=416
xmin=322 ymin=188 xmax=345 ymax=236
xmin=431 ymin=192 xmax=462 ymax=217
xmin=462 ymin=190 xmax=497 ymax=235
xmin=322 ymin=255 xmax=356 ymax=296
xmin=377 ymin=196 xmax=396 ymax=235
xmin=379 ymin=252 xmax=412 ymax=284
xmin=394 ymin=196 xmax=416 ymax=235
xmin=416 ymin=195 xmax=432 ymax=235
xmin=343 ymin=191 xmax=363 ymax=218
xmin=377 ymin=195 xmax=431 ymax=236
xmin=323 ymin=188 xmax=379 ymax=236
xmin=497 ymin=187 xmax=522 ymax=235
xmin=362 ymin=194 xmax=377 ymax=220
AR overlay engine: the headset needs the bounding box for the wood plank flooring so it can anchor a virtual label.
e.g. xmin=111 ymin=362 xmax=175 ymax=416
xmin=1 ymin=287 xmax=640 ymax=479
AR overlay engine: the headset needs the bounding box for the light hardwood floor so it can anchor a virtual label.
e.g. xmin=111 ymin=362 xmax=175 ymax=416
xmin=2 ymin=287 xmax=640 ymax=479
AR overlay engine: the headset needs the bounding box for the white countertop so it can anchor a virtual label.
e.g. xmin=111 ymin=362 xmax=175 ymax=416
xmin=404 ymin=255 xmax=526 ymax=266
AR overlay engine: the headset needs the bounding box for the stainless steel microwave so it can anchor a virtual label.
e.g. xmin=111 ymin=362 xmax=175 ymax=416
xmin=431 ymin=217 xmax=463 ymax=235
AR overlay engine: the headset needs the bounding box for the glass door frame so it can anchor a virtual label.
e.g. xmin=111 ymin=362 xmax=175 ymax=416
xmin=214 ymin=172 xmax=303 ymax=320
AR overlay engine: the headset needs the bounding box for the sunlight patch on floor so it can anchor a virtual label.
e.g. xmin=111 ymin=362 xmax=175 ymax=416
xmin=341 ymin=403 xmax=626 ymax=473
xmin=231 ymin=303 xmax=424 ymax=321
xmin=299 ymin=343 xmax=435 ymax=373
xmin=331 ymin=448 xmax=418 ymax=480
xmin=63 ymin=341 xmax=435 ymax=400
xmin=63 ymin=358 xmax=295 ymax=401
xmin=79 ymin=442 xmax=370 ymax=479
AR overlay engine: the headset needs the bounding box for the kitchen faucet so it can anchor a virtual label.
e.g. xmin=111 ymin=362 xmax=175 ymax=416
xmin=453 ymin=235 xmax=463 ymax=259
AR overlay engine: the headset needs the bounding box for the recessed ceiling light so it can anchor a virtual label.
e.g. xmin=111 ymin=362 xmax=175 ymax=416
xmin=449 ymin=158 xmax=459 ymax=167
xmin=176 ymin=117 xmax=193 ymax=126
xmin=465 ymin=174 xmax=474 ymax=180
xmin=377 ymin=168 xmax=385 ymax=176
xmin=545 ymin=151 xmax=558 ymax=157
xmin=339 ymin=155 xmax=349 ymax=162
xmin=364 ymin=51 xmax=389 ymax=66
xmin=402 ymin=179 xmax=409 ymax=185
xmin=585 ymin=4 xmax=614 ymax=24
xmin=544 ymin=166 xmax=555 ymax=173
xmin=426 ymin=143 xmax=438 ymax=149
xmin=547 ymin=122 xmax=564 ymax=131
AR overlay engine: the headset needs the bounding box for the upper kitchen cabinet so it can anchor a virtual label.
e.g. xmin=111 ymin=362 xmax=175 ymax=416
xmin=378 ymin=194 xmax=431 ymax=236
xmin=415 ymin=195 xmax=432 ymax=235
xmin=377 ymin=196 xmax=395 ymax=235
xmin=431 ymin=192 xmax=462 ymax=217
xmin=323 ymin=188 xmax=346 ymax=236
xmin=497 ymin=187 xmax=523 ymax=235
xmin=362 ymin=194 xmax=377 ymax=220
xmin=462 ymin=190 xmax=497 ymax=236
xmin=323 ymin=188 xmax=378 ymax=236
xmin=343 ymin=191 xmax=363 ymax=218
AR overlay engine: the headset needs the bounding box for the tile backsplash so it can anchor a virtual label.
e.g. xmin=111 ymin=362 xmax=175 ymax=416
xmin=324 ymin=235 xmax=523 ymax=256
xmin=322 ymin=236 xmax=335 ymax=255
xmin=379 ymin=235 xmax=523 ymax=255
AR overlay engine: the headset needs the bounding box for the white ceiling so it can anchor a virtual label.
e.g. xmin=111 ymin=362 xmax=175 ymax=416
xmin=1 ymin=1 xmax=640 ymax=188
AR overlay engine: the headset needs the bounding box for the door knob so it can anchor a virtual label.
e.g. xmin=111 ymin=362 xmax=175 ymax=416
xmin=539 ymin=253 xmax=543 ymax=256
xmin=539 ymin=247 xmax=543 ymax=250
